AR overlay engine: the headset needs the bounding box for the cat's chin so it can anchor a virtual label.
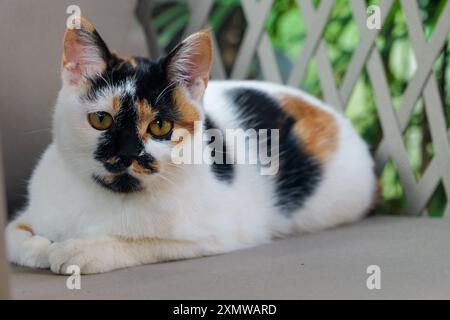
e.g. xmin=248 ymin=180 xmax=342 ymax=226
xmin=92 ymin=173 xmax=143 ymax=194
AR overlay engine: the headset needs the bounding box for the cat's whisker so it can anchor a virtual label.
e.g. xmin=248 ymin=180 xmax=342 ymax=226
xmin=154 ymin=81 xmax=178 ymax=107
xmin=22 ymin=128 xmax=52 ymax=135
xmin=165 ymin=162 xmax=190 ymax=173
xmin=155 ymin=172 xmax=179 ymax=189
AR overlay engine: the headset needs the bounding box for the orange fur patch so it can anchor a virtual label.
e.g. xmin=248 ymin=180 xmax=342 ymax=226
xmin=120 ymin=57 xmax=137 ymax=69
xmin=172 ymin=88 xmax=201 ymax=135
xmin=278 ymin=94 xmax=339 ymax=163
xmin=135 ymin=99 xmax=156 ymax=139
xmin=112 ymin=96 xmax=121 ymax=112
xmin=102 ymin=175 xmax=115 ymax=184
xmin=111 ymin=52 xmax=138 ymax=70
xmin=16 ymin=223 xmax=34 ymax=235
xmin=79 ymin=16 xmax=96 ymax=33
xmin=106 ymin=156 xmax=120 ymax=165
xmin=123 ymin=56 xmax=137 ymax=68
xmin=131 ymin=160 xmax=159 ymax=175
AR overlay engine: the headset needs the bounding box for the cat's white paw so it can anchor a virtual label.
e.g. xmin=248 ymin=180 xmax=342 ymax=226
xmin=48 ymin=239 xmax=123 ymax=274
xmin=19 ymin=235 xmax=52 ymax=268
xmin=6 ymin=224 xmax=52 ymax=269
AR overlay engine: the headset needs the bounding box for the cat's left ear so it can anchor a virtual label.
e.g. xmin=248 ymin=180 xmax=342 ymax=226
xmin=164 ymin=30 xmax=213 ymax=101
xmin=61 ymin=17 xmax=111 ymax=86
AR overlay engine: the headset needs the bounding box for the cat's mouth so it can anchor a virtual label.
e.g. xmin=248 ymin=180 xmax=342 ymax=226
xmin=99 ymin=156 xmax=159 ymax=176
xmin=92 ymin=155 xmax=159 ymax=193
xmin=92 ymin=173 xmax=143 ymax=194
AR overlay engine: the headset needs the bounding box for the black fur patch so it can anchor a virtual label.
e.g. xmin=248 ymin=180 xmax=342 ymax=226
xmin=94 ymin=92 xmax=143 ymax=172
xmin=93 ymin=173 xmax=142 ymax=194
xmin=204 ymin=116 xmax=234 ymax=183
xmin=229 ymin=88 xmax=323 ymax=216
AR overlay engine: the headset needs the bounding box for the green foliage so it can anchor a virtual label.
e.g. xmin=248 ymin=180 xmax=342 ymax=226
xmin=264 ymin=0 xmax=449 ymax=216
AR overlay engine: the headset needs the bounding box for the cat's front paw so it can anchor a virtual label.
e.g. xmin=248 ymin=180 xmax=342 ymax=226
xmin=6 ymin=223 xmax=52 ymax=269
xmin=48 ymin=239 xmax=120 ymax=274
xmin=20 ymin=235 xmax=52 ymax=268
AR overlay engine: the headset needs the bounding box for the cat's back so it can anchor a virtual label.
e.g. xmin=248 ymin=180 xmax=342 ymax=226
xmin=203 ymin=79 xmax=350 ymax=163
xmin=204 ymin=80 xmax=342 ymax=133
xmin=203 ymin=80 xmax=376 ymax=232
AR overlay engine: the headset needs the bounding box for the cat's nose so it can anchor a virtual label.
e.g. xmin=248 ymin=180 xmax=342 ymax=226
xmin=116 ymin=133 xmax=143 ymax=160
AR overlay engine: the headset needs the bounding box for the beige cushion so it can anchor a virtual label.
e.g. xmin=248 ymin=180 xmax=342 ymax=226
xmin=0 ymin=0 xmax=147 ymax=214
xmin=9 ymin=216 xmax=450 ymax=299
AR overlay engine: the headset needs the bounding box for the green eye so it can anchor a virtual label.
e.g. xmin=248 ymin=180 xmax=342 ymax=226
xmin=88 ymin=112 xmax=113 ymax=131
xmin=148 ymin=118 xmax=173 ymax=138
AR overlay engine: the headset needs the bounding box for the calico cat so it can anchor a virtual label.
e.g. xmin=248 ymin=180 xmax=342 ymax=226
xmin=6 ymin=17 xmax=376 ymax=274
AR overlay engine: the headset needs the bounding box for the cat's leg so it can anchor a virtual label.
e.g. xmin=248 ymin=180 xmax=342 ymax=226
xmin=6 ymin=218 xmax=52 ymax=269
xmin=48 ymin=237 xmax=213 ymax=274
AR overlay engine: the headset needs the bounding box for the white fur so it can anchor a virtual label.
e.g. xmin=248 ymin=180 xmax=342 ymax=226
xmin=6 ymin=80 xmax=376 ymax=274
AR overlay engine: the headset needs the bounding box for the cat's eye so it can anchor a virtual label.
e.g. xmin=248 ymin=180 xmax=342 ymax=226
xmin=148 ymin=118 xmax=173 ymax=138
xmin=88 ymin=112 xmax=113 ymax=131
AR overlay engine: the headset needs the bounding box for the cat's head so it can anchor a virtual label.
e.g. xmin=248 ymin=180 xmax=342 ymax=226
xmin=54 ymin=17 xmax=212 ymax=193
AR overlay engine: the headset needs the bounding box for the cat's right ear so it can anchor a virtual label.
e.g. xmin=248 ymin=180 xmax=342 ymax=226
xmin=61 ymin=17 xmax=111 ymax=86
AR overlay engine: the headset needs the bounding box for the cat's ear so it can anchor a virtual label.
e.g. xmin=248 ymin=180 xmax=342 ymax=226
xmin=164 ymin=30 xmax=213 ymax=101
xmin=61 ymin=17 xmax=111 ymax=86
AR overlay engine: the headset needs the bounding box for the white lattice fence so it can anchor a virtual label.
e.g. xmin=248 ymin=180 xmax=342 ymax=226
xmin=137 ymin=0 xmax=450 ymax=216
